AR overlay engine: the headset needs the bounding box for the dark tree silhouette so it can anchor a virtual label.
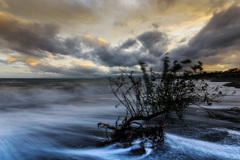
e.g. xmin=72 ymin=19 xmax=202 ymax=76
xmin=98 ymin=57 xmax=225 ymax=146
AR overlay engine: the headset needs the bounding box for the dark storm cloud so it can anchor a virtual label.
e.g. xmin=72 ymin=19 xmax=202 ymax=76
xmin=1 ymin=11 xmax=168 ymax=69
xmin=137 ymin=31 xmax=168 ymax=57
xmin=120 ymin=38 xmax=137 ymax=49
xmin=80 ymin=31 xmax=169 ymax=67
xmin=189 ymin=6 xmax=240 ymax=50
xmin=0 ymin=12 xmax=81 ymax=58
xmin=169 ymin=6 xmax=240 ymax=62
xmin=84 ymin=47 xmax=157 ymax=67
xmin=138 ymin=31 xmax=164 ymax=48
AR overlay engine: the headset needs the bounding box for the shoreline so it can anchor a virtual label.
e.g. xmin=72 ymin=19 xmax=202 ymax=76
xmin=223 ymin=82 xmax=240 ymax=88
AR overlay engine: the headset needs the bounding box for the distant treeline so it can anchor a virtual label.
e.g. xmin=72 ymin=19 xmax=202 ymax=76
xmin=190 ymin=68 xmax=240 ymax=84
xmin=203 ymin=68 xmax=240 ymax=81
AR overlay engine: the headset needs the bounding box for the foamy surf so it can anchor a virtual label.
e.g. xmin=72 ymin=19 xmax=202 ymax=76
xmin=60 ymin=143 xmax=153 ymax=160
xmin=165 ymin=133 xmax=240 ymax=160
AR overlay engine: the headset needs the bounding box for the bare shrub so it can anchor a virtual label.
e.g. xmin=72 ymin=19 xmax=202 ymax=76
xmin=98 ymin=57 xmax=225 ymax=146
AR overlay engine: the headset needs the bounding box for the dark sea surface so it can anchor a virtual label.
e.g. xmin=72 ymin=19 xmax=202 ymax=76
xmin=0 ymin=79 xmax=239 ymax=160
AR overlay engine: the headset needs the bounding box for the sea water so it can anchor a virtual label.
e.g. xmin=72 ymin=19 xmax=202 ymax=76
xmin=0 ymin=79 xmax=239 ymax=160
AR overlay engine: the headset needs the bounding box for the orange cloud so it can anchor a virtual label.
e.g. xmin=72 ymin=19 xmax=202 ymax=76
xmin=83 ymin=34 xmax=91 ymax=39
xmin=97 ymin=38 xmax=108 ymax=44
xmin=6 ymin=55 xmax=38 ymax=66
xmin=7 ymin=56 xmax=17 ymax=62
xmin=82 ymin=34 xmax=108 ymax=47
xmin=25 ymin=59 xmax=38 ymax=66
xmin=73 ymin=61 xmax=94 ymax=67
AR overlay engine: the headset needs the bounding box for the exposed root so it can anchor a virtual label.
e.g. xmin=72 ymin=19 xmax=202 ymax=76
xmin=98 ymin=122 xmax=116 ymax=130
xmin=98 ymin=122 xmax=169 ymax=148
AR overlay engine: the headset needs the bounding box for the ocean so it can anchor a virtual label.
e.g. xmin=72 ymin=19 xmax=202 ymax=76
xmin=0 ymin=79 xmax=239 ymax=160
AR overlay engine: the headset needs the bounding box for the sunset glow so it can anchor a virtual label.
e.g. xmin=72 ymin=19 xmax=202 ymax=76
xmin=0 ymin=0 xmax=239 ymax=78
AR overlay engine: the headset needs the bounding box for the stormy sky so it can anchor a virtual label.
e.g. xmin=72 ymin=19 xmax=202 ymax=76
xmin=0 ymin=0 xmax=240 ymax=78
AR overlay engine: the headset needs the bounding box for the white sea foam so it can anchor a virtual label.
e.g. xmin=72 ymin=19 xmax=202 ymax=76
xmin=61 ymin=143 xmax=153 ymax=160
xmin=166 ymin=133 xmax=240 ymax=160
xmin=213 ymin=128 xmax=240 ymax=136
